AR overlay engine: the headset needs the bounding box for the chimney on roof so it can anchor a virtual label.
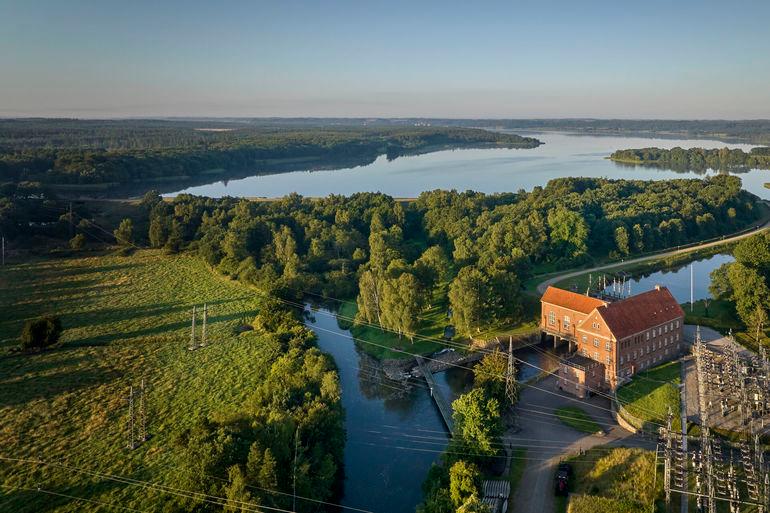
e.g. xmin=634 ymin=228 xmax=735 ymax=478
xmin=654 ymin=284 xmax=662 ymax=291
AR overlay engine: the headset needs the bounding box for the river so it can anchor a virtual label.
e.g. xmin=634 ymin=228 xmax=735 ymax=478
xmin=305 ymin=305 xmax=563 ymax=513
xmin=169 ymin=132 xmax=769 ymax=200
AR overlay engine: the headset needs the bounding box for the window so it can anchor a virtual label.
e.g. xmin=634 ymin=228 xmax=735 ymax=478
xmin=620 ymin=356 xmax=624 ymax=364
xmin=676 ymin=320 xmax=680 ymax=328
xmin=548 ymin=311 xmax=555 ymax=325
xmin=582 ymin=348 xmax=588 ymax=356
xmin=665 ymin=325 xmax=669 ymax=333
xmin=646 ymin=332 xmax=650 ymax=340
xmin=605 ymin=356 xmax=611 ymax=365
xmin=633 ymin=351 xmax=637 ymax=359
xmin=605 ymin=341 xmax=611 ymax=351
xmin=676 ymin=334 xmax=679 ymax=341
xmin=582 ymin=335 xmax=587 ymax=343
xmin=564 ymin=315 xmax=571 ymax=329
xmin=593 ymin=338 xmax=599 ymax=347
xmin=593 ymin=352 xmax=599 ymax=360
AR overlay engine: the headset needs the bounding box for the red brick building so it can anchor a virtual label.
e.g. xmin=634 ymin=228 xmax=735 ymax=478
xmin=541 ymin=285 xmax=685 ymax=395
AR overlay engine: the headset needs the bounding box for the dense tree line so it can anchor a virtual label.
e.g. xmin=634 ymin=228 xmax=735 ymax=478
xmin=710 ymin=232 xmax=770 ymax=336
xmin=610 ymin=146 xmax=770 ymax=171
xmin=102 ymin=174 xmax=759 ymax=344
xmin=0 ymin=122 xmax=540 ymax=188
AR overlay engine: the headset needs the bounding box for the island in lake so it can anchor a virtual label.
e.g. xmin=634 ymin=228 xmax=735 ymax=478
xmin=609 ymin=146 xmax=770 ymax=171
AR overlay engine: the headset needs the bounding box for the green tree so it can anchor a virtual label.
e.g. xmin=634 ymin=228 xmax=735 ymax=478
xmin=113 ymin=218 xmax=134 ymax=246
xmin=457 ymin=494 xmax=490 ymax=513
xmin=547 ymin=206 xmax=589 ymax=260
xmin=357 ymin=269 xmax=384 ymax=325
xmin=727 ymin=263 xmax=770 ymax=326
xmin=473 ymin=349 xmax=508 ymax=402
xmin=449 ymin=460 xmax=482 ymax=508
xmin=451 ymin=388 xmax=502 ymax=456
xmin=69 ymin=233 xmax=86 ymax=250
xmin=224 ymin=465 xmax=253 ymax=513
xmin=449 ymin=266 xmax=489 ymax=337
xmin=614 ymin=225 xmax=630 ymax=256
xmin=20 ymin=316 xmax=63 ymax=350
xmin=148 ymin=217 xmax=168 ymax=248
xmin=380 ymin=271 xmax=422 ymax=341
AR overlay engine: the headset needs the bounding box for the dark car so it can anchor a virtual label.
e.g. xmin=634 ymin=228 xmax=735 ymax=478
xmin=555 ymin=463 xmax=572 ymax=495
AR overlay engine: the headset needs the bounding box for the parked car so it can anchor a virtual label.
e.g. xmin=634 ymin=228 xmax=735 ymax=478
xmin=555 ymin=462 xmax=572 ymax=495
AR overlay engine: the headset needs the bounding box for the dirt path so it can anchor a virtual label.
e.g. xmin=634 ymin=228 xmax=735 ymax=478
xmin=535 ymin=219 xmax=770 ymax=295
xmin=510 ymin=376 xmax=653 ymax=513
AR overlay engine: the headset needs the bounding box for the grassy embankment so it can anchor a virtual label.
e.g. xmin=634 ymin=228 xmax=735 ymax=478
xmin=557 ymin=447 xmax=663 ymax=513
xmin=0 ymin=250 xmax=276 ymax=512
xmin=616 ymin=361 xmax=681 ymax=432
xmin=555 ymin=407 xmax=601 ymax=434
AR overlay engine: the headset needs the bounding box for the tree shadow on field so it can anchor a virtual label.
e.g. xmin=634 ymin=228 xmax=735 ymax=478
xmin=0 ymin=366 xmax=121 ymax=408
xmin=0 ymin=478 xmax=128 ymax=512
xmin=0 ymin=354 xmax=90 ymax=383
xmin=66 ymin=297 xmax=252 ymax=330
xmin=68 ymin=308 xmax=255 ymax=347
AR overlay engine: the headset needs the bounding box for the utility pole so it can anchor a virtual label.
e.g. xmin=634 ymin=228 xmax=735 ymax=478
xmin=690 ymin=263 xmax=694 ymax=313
xmin=126 ymin=386 xmax=136 ymax=450
xmin=1 ymin=236 xmax=4 ymax=266
xmin=188 ymin=306 xmax=196 ymax=351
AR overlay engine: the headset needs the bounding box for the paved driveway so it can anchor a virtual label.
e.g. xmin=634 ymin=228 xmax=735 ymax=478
xmin=509 ymin=376 xmax=653 ymax=513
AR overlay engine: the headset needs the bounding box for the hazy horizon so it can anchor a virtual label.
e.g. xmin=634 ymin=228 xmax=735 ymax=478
xmin=2 ymin=0 xmax=770 ymax=118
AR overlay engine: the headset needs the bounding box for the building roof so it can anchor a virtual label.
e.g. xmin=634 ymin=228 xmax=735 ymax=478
xmin=596 ymin=286 xmax=685 ymax=340
xmin=563 ymin=353 xmax=602 ymax=370
xmin=541 ymin=285 xmax=607 ymax=314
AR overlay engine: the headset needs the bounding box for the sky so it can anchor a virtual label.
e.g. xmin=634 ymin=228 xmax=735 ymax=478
xmin=1 ymin=0 xmax=769 ymax=119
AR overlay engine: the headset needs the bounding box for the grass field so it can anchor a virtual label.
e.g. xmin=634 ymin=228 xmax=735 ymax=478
xmin=563 ymin=447 xmax=662 ymax=513
xmin=682 ymin=298 xmax=743 ymax=332
xmin=0 ymin=250 xmax=278 ymax=512
xmin=555 ymin=407 xmax=601 ymax=434
xmin=616 ymin=361 xmax=681 ymax=431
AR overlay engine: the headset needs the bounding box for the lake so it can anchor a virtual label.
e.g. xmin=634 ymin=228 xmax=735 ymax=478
xmin=169 ymin=132 xmax=769 ymax=200
xmin=600 ymin=252 xmax=734 ymax=304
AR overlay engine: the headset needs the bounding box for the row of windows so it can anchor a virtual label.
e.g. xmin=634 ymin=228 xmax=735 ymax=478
xmin=620 ymin=336 xmax=679 ymax=364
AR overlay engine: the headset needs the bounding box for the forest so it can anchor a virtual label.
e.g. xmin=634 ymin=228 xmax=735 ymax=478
xmin=609 ymin=146 xmax=770 ymax=171
xmin=0 ymin=121 xmax=540 ymax=191
xmin=8 ymin=174 xmax=756 ymax=344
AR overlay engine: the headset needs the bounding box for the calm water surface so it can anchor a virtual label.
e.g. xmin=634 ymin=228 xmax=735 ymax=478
xmin=304 ymin=305 xmax=561 ymax=513
xmin=600 ymin=252 xmax=734 ymax=303
xmin=171 ymin=132 xmax=769 ymax=199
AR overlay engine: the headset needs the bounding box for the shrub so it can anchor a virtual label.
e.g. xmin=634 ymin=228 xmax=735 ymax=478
xmin=20 ymin=316 xmax=63 ymax=350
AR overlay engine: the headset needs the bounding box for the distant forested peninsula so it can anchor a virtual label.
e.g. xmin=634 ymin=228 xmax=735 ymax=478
xmin=609 ymin=146 xmax=770 ymax=171
xmin=0 ymin=120 xmax=540 ymax=196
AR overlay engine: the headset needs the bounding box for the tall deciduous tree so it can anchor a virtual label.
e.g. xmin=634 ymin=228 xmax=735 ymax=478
xmin=449 ymin=266 xmax=489 ymax=337
xmin=547 ymin=206 xmax=589 ymax=260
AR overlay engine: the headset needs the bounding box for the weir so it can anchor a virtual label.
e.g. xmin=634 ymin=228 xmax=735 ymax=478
xmin=414 ymin=357 xmax=454 ymax=434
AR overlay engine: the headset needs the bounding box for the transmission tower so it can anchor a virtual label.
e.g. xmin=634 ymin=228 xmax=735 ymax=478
xmin=506 ymin=337 xmax=517 ymax=404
